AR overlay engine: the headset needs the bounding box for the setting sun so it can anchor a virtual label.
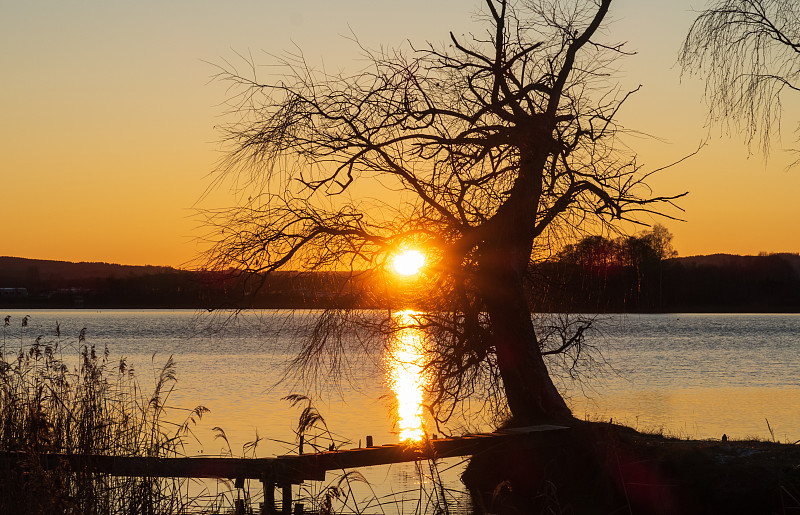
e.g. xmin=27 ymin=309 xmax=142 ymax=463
xmin=392 ymin=250 xmax=425 ymax=277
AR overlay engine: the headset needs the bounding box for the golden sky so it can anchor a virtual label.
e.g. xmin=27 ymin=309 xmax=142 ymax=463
xmin=2 ymin=0 xmax=799 ymax=267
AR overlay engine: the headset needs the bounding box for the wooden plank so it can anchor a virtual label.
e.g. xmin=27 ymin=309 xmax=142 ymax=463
xmin=0 ymin=452 xmax=310 ymax=481
xmin=281 ymin=424 xmax=568 ymax=474
xmin=281 ymin=482 xmax=292 ymax=515
xmin=0 ymin=424 xmax=568 ymax=484
xmin=261 ymin=475 xmax=276 ymax=515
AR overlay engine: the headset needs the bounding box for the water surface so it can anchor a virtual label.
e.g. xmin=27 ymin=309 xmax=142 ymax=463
xmin=3 ymin=310 xmax=798 ymax=511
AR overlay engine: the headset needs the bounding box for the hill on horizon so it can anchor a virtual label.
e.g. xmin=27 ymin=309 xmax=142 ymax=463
xmin=3 ymin=253 xmax=800 ymax=285
xmin=673 ymin=252 xmax=800 ymax=279
xmin=0 ymin=256 xmax=176 ymax=287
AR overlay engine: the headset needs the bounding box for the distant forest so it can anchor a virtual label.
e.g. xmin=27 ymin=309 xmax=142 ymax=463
xmin=530 ymin=238 xmax=800 ymax=313
xmin=2 ymin=243 xmax=799 ymax=312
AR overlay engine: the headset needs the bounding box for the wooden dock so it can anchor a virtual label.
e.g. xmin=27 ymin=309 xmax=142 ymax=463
xmin=0 ymin=424 xmax=568 ymax=514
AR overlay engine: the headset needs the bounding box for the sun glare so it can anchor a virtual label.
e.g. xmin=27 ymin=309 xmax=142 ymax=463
xmin=392 ymin=250 xmax=425 ymax=277
xmin=387 ymin=311 xmax=429 ymax=442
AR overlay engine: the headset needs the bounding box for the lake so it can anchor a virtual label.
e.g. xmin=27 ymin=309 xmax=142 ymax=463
xmin=3 ymin=310 xmax=799 ymax=512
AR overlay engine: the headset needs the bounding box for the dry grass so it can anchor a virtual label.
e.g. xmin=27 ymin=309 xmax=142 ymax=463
xmin=0 ymin=317 xmax=210 ymax=514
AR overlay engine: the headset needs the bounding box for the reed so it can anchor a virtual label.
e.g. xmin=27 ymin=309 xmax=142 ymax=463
xmin=0 ymin=316 xmax=208 ymax=514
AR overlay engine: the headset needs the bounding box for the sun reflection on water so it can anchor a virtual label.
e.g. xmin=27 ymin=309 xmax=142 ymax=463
xmin=387 ymin=310 xmax=429 ymax=442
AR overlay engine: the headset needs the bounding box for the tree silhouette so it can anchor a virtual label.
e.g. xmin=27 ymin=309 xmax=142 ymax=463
xmin=680 ymin=0 xmax=800 ymax=156
xmin=204 ymin=0 xmax=684 ymax=425
xmin=552 ymin=224 xmax=677 ymax=311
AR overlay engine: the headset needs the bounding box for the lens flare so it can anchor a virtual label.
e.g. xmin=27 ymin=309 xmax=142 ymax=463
xmin=387 ymin=311 xmax=428 ymax=442
xmin=392 ymin=249 xmax=425 ymax=276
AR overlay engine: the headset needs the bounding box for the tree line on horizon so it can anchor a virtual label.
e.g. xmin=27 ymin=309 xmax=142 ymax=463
xmin=3 ymin=230 xmax=799 ymax=311
xmin=534 ymin=228 xmax=800 ymax=312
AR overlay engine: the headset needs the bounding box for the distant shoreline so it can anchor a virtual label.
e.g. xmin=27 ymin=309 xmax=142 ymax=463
xmin=2 ymin=304 xmax=799 ymax=314
xmin=2 ymin=254 xmax=799 ymax=312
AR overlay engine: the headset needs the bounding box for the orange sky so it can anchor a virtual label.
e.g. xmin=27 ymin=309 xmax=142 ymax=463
xmin=2 ymin=1 xmax=799 ymax=268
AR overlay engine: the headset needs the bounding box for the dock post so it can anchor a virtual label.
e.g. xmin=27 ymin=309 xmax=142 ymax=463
xmin=261 ymin=475 xmax=276 ymax=515
xmin=281 ymin=482 xmax=292 ymax=515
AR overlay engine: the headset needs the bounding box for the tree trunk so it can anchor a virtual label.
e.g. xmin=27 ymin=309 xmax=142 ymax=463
xmin=478 ymin=258 xmax=572 ymax=425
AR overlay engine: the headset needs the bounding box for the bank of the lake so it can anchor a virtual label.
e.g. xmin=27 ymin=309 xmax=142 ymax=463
xmin=465 ymin=419 xmax=800 ymax=514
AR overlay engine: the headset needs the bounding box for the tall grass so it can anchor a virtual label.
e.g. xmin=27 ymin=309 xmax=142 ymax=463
xmin=0 ymin=317 xmax=207 ymax=514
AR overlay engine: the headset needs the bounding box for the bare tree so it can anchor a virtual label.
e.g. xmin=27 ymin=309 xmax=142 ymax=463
xmin=680 ymin=0 xmax=800 ymax=156
xmin=204 ymin=0 xmax=684 ymax=426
